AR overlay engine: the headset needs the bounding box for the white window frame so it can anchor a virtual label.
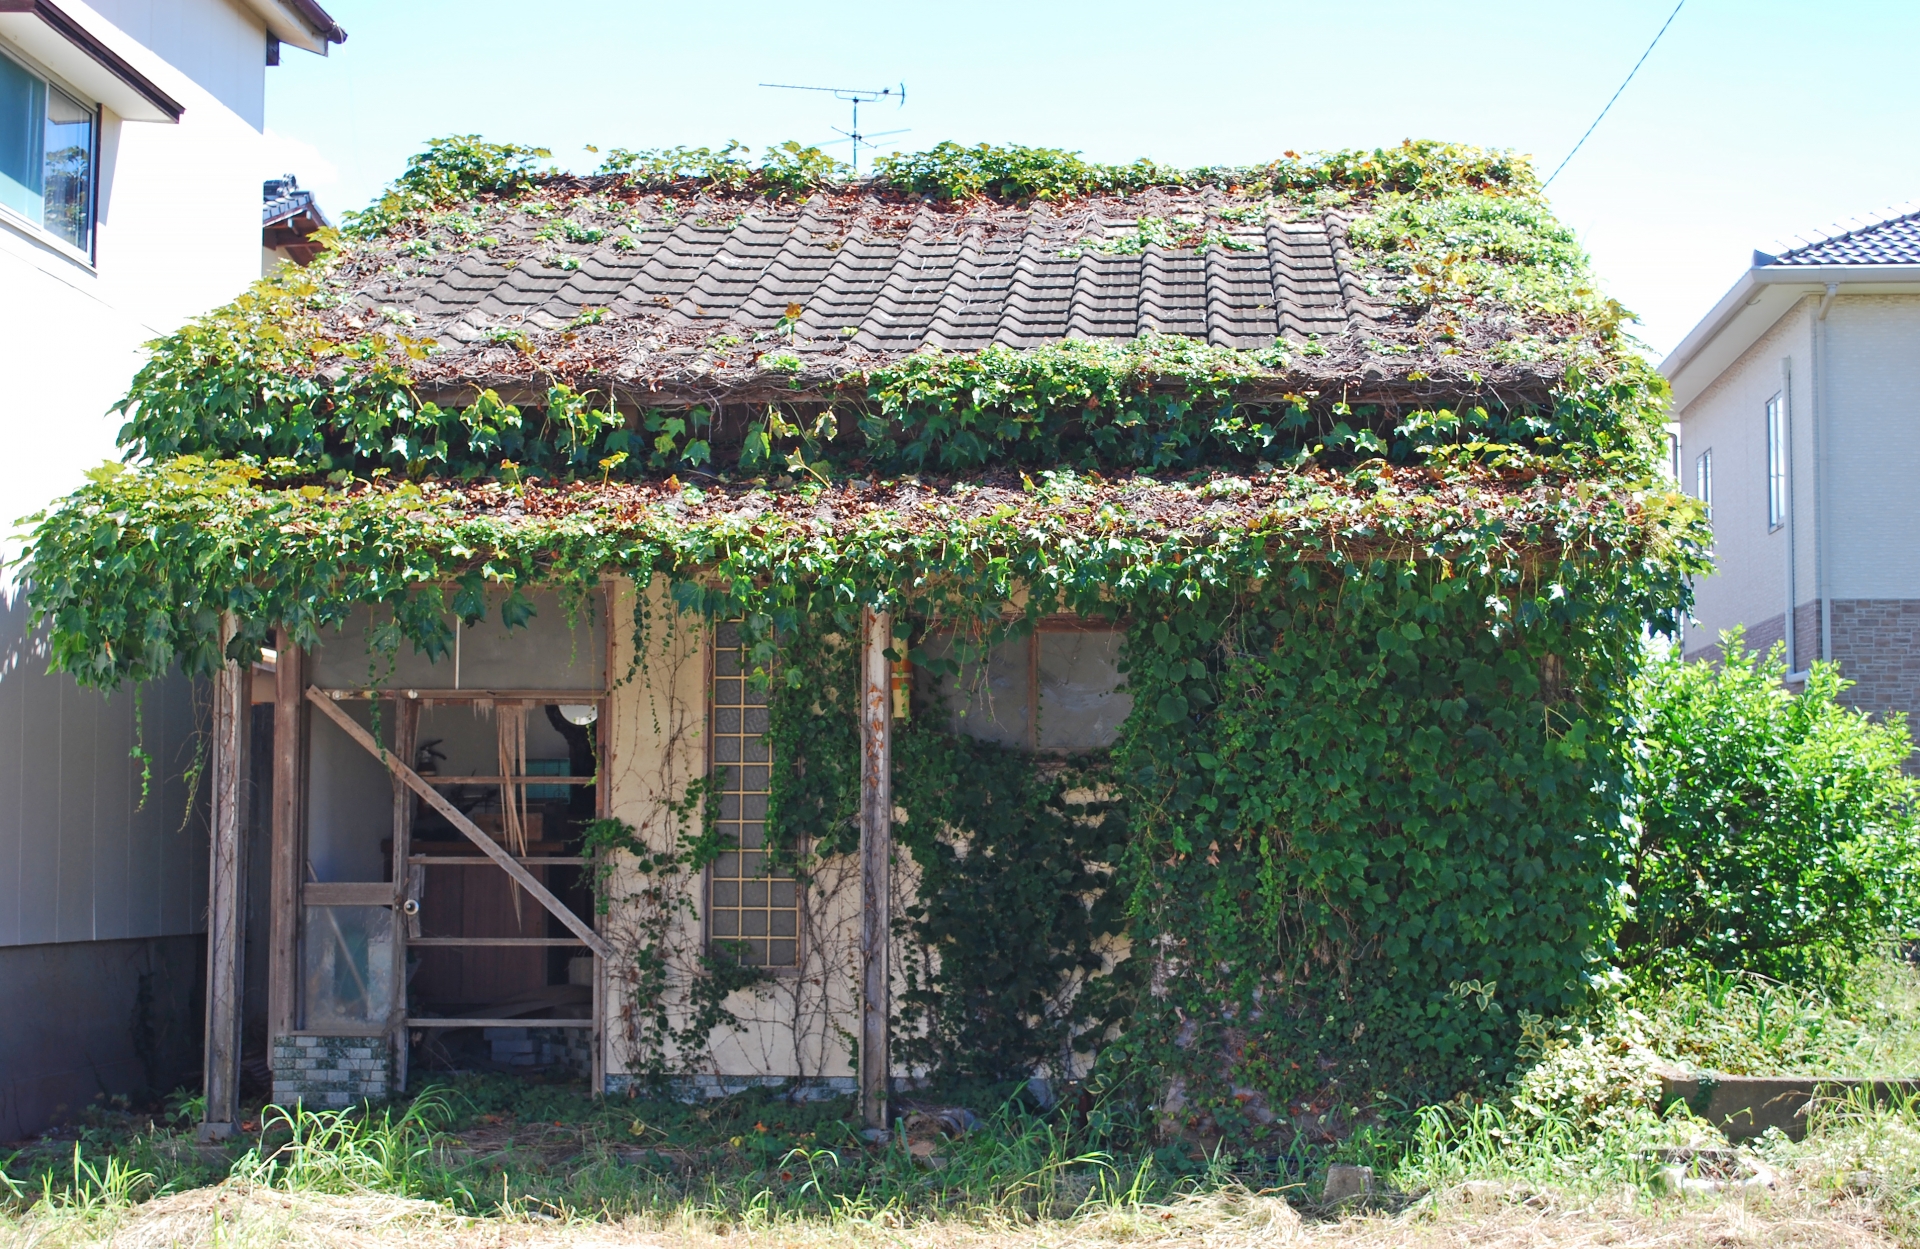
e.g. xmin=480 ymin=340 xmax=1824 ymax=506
xmin=1765 ymin=394 xmax=1787 ymax=531
xmin=0 ymin=40 xmax=99 ymax=267
xmin=1695 ymin=448 xmax=1712 ymax=520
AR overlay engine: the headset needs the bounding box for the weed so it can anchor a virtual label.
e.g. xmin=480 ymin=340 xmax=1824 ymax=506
xmin=231 ymin=1093 xmax=451 ymax=1197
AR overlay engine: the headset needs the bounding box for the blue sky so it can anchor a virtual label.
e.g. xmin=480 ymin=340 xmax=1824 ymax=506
xmin=264 ymin=0 xmax=1920 ymax=359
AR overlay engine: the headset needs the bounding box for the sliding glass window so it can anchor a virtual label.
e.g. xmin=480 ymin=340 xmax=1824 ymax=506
xmin=0 ymin=49 xmax=94 ymax=253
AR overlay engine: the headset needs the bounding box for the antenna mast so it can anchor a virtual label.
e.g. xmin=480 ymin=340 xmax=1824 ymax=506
xmin=758 ymin=81 xmax=907 ymax=175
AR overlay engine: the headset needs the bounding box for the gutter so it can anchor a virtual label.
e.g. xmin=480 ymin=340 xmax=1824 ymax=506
xmin=242 ymin=0 xmax=344 ymax=54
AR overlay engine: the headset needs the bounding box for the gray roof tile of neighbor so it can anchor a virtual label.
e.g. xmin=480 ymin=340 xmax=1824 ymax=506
xmin=1759 ymin=203 xmax=1920 ymax=266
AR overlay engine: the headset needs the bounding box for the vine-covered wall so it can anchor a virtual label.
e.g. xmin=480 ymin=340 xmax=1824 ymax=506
xmin=1109 ymin=568 xmax=1634 ymax=1139
xmin=742 ymin=556 xmax=1643 ymax=1139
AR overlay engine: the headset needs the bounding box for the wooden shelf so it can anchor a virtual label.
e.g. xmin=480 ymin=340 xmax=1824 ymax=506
xmin=409 ymin=855 xmax=586 ymax=866
xmin=408 ymin=937 xmax=588 ymax=947
xmin=420 ymin=776 xmax=596 ymax=785
xmin=406 ymin=1017 xmax=593 ymax=1029
xmin=315 ymin=688 xmax=605 ymax=702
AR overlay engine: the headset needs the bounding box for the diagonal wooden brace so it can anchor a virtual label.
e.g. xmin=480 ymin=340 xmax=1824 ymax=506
xmin=306 ymin=686 xmax=613 ymax=961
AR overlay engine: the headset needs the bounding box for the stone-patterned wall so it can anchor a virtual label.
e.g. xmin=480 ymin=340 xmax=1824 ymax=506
xmin=1830 ymin=600 xmax=1920 ymax=744
xmin=484 ymin=1026 xmax=591 ymax=1076
xmin=1685 ymin=611 xmax=1785 ymax=666
xmin=271 ymin=1034 xmax=389 ymax=1109
xmin=1793 ymin=602 xmax=1821 ymax=672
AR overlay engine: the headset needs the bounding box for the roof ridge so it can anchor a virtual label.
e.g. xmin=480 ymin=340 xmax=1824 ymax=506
xmin=1757 ymin=199 xmax=1920 ymax=266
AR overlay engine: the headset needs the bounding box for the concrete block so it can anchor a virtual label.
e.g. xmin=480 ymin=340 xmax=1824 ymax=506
xmin=1323 ymin=1165 xmax=1373 ymax=1203
xmin=1658 ymin=1073 xmax=1920 ymax=1141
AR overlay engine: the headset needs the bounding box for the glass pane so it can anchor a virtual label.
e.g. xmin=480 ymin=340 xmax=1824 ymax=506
xmin=0 ymin=54 xmax=45 ymax=222
xmin=42 ymin=87 xmax=87 ymax=248
xmin=926 ymin=632 xmax=1030 ymax=747
xmin=1038 ymin=630 xmax=1132 ymax=750
xmin=303 ymin=905 xmax=395 ymax=1030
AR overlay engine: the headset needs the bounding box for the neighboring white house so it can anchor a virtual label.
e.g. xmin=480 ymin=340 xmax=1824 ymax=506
xmin=1660 ymin=204 xmax=1920 ymax=746
xmin=0 ymin=0 xmax=342 ymax=1139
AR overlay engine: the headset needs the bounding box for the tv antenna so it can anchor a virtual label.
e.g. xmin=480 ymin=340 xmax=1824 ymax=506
xmin=758 ymin=81 xmax=907 ymax=174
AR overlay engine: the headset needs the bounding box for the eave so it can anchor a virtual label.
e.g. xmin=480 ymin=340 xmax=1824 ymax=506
xmin=0 ymin=0 xmax=183 ymax=122
xmin=1660 ymin=263 xmax=1920 ymax=413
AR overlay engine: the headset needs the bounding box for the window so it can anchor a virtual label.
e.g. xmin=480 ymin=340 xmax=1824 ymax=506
xmin=921 ymin=622 xmax=1132 ymax=752
xmin=1766 ymin=395 xmax=1787 ymax=530
xmin=1695 ymin=449 xmax=1712 ymax=519
xmin=707 ymin=622 xmax=797 ymax=968
xmin=0 ymin=49 xmax=94 ymax=252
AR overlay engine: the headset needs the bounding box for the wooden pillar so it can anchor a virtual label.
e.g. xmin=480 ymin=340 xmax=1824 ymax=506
xmin=388 ymin=695 xmax=419 ymax=1092
xmin=201 ymin=613 xmax=251 ymax=1141
xmin=858 ymin=608 xmax=893 ymax=1132
xmin=267 ymin=631 xmax=305 ymax=1047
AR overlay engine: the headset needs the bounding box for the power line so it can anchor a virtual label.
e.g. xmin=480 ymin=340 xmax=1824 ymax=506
xmin=1542 ymin=0 xmax=1686 ymax=189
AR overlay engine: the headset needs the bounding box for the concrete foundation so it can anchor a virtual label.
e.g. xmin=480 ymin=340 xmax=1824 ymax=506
xmin=604 ymin=1073 xmax=857 ymax=1101
xmin=0 ymin=933 xmax=204 ymax=1140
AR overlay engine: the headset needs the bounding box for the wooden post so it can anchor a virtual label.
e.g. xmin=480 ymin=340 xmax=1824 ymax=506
xmin=201 ymin=613 xmax=251 ymax=1142
xmin=388 ymin=696 xmax=419 ymax=1092
xmin=267 ymin=631 xmax=304 ymax=1047
xmin=858 ymin=608 xmax=893 ymax=1132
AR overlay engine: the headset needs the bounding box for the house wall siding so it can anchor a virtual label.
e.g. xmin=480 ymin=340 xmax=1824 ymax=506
xmin=601 ymin=579 xmax=885 ymax=1086
xmin=1821 ymin=296 xmax=1920 ymax=600
xmin=1677 ymin=300 xmax=1810 ymax=660
xmin=1674 ymin=291 xmax=1920 ymax=765
xmin=0 ymin=932 xmax=203 ymax=1140
xmin=0 ymin=0 xmax=288 ymax=1138
xmin=0 ymin=589 xmax=206 ymax=949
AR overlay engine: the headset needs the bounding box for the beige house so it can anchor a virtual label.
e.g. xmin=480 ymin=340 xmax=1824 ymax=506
xmin=1660 ymin=204 xmax=1920 ymax=737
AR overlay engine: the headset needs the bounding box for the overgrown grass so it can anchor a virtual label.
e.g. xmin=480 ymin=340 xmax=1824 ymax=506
xmin=6 ymin=958 xmax=1920 ymax=1244
xmin=1630 ymin=957 xmax=1920 ymax=1077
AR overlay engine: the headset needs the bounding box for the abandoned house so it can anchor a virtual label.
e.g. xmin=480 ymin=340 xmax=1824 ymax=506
xmin=23 ymin=140 xmax=1694 ymax=1143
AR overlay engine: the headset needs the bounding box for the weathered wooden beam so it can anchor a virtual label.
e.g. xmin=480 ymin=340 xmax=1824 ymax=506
xmin=305 ymin=687 xmax=613 ymax=960
xmin=858 ymin=608 xmax=893 ymax=1133
xmin=200 ymin=614 xmax=251 ymax=1142
xmin=388 ymin=696 xmax=419 ymax=1093
xmin=267 ymin=632 xmax=304 ymax=1045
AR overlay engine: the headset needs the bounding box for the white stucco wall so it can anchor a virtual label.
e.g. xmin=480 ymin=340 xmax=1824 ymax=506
xmin=0 ymin=0 xmax=301 ymax=949
xmin=601 ymin=580 xmax=869 ymax=1084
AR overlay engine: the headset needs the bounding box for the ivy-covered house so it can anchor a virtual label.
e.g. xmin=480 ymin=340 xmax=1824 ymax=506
xmin=24 ymin=139 xmax=1700 ymax=1142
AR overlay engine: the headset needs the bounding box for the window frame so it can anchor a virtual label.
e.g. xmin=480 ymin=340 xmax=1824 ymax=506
xmin=1765 ymin=394 xmax=1787 ymax=531
xmin=926 ymin=614 xmax=1129 ymax=755
xmin=1695 ymin=448 xmax=1712 ymax=520
xmin=701 ymin=622 xmax=803 ymax=975
xmin=0 ymin=40 xmax=99 ymax=266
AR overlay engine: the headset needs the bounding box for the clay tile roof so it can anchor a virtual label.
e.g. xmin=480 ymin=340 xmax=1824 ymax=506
xmin=318 ymin=182 xmax=1551 ymax=407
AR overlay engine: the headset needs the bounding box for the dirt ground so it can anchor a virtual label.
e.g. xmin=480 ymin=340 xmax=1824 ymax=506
xmin=7 ymin=1182 xmax=1903 ymax=1249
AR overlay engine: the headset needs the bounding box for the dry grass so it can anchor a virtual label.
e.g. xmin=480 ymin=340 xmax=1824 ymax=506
xmin=3 ymin=1181 xmax=1906 ymax=1249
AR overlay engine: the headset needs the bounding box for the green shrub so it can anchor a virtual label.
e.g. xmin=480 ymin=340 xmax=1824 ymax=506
xmin=1621 ymin=631 xmax=1919 ymax=982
